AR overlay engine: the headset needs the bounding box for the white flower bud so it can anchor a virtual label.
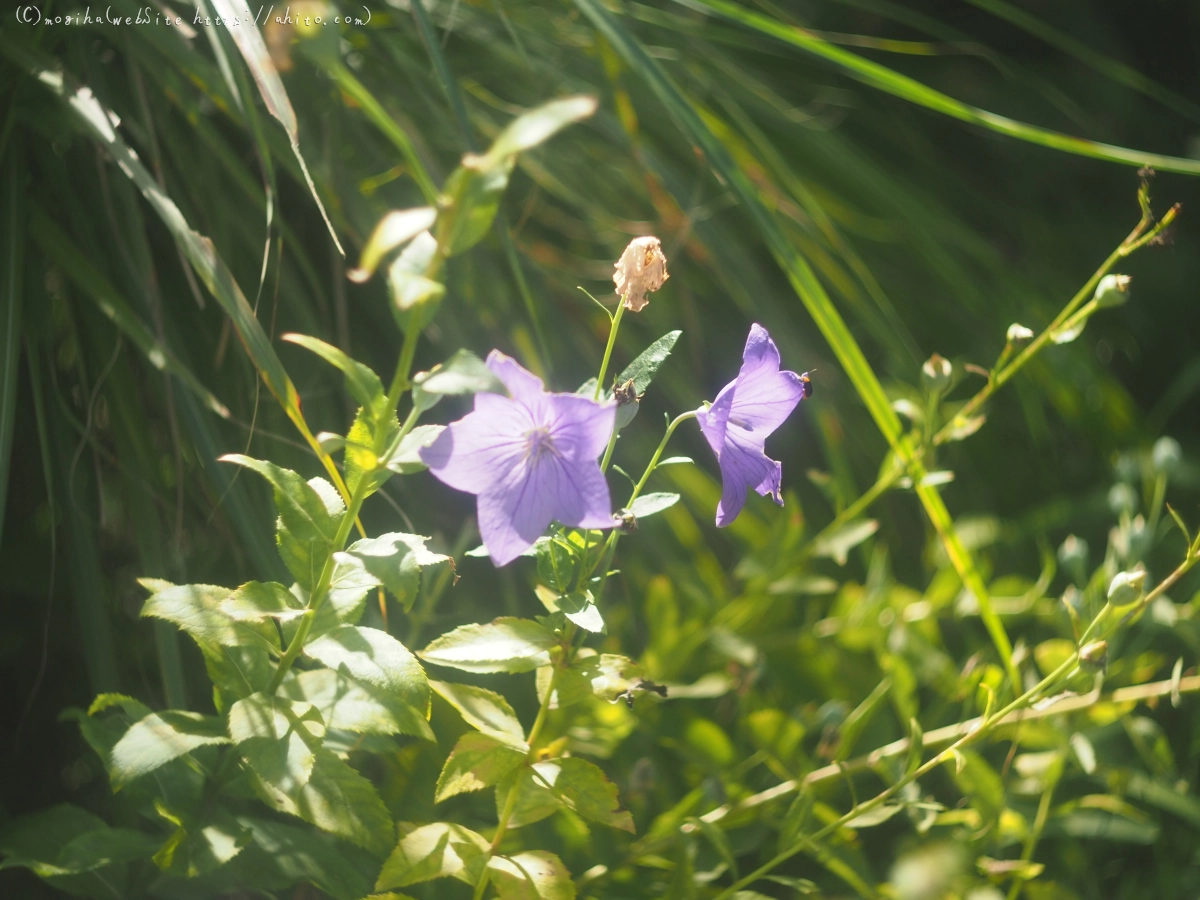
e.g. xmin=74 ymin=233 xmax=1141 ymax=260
xmin=921 ymin=353 xmax=952 ymax=392
xmin=1152 ymin=436 xmax=1182 ymax=476
xmin=1006 ymin=323 xmax=1034 ymax=343
xmin=1107 ymin=569 xmax=1145 ymax=606
xmin=1094 ymin=274 xmax=1131 ymax=309
xmin=613 ymin=236 xmax=669 ymax=312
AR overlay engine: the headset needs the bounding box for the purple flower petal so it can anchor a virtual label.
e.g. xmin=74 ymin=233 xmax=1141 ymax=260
xmin=421 ymin=352 xmax=617 ymax=565
xmin=697 ymin=324 xmax=806 ymax=528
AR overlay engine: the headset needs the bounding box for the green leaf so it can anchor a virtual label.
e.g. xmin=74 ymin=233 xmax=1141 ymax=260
xmin=282 ymin=668 xmax=433 ymax=741
xmin=140 ymin=582 xmax=280 ymax=652
xmin=304 ymin=625 xmax=430 ymax=714
xmin=537 ymin=538 xmax=577 ymax=595
xmin=221 ymin=456 xmax=342 ymax=543
xmin=484 ymin=96 xmax=598 ymax=163
xmin=488 ymin=850 xmax=576 ymax=900
xmin=495 ymin=765 xmax=563 ymax=828
xmin=835 ymin=678 xmax=891 ymax=763
xmin=846 ymin=804 xmax=904 ymax=828
xmin=221 ymin=581 xmax=306 ymax=622
xmin=245 ymin=742 xmax=393 ymax=856
xmin=436 ymin=732 xmax=528 ymax=802
xmin=341 ymin=533 xmax=449 ymax=613
xmin=230 ymin=694 xmax=324 ymax=802
xmin=420 ymin=618 xmax=558 ymax=674
xmin=382 ymin=424 xmax=445 ymax=475
xmin=412 ymin=349 xmax=505 ymax=412
xmin=202 ymin=644 xmax=276 ymax=703
xmin=436 ymin=97 xmax=597 ymax=257
xmin=557 ymin=591 xmax=605 ymax=634
xmin=953 ymin=751 xmax=1007 ymax=827
xmin=616 ymin=330 xmax=682 ymax=395
xmin=348 ymin=207 xmax=438 ymax=282
xmin=629 ymin=492 xmax=680 ymax=519
xmin=239 ymin=816 xmax=375 ymax=900
xmin=431 ymin=680 xmax=526 ymax=744
xmin=577 ymin=653 xmax=645 ymax=704
xmin=375 ymin=823 xmax=489 ymax=889
xmin=812 ymin=519 xmax=880 ymax=566
xmin=0 ymin=804 xmax=108 ymax=863
xmin=535 ymin=757 xmax=635 ymax=832
xmin=110 ymin=711 xmax=229 ymax=788
xmin=387 ymin=231 xmax=446 ymax=331
xmin=282 ymin=334 xmax=387 ymax=416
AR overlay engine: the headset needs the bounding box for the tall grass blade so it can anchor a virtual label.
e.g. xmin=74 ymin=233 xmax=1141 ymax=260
xmin=209 ymin=0 xmax=345 ymax=254
xmin=0 ymin=139 xmax=24 ymax=550
xmin=679 ymin=0 xmax=1200 ymax=175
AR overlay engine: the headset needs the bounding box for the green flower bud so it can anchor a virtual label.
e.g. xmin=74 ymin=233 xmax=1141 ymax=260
xmin=1079 ymin=640 xmax=1108 ymax=670
xmin=1058 ymin=535 xmax=1089 ymax=585
xmin=1107 ymin=483 xmax=1138 ymax=516
xmin=1107 ymin=569 xmax=1146 ymax=606
xmin=1152 ymin=436 xmax=1182 ymax=476
xmin=921 ymin=353 xmax=952 ymax=393
xmin=1094 ymin=274 xmax=1131 ymax=309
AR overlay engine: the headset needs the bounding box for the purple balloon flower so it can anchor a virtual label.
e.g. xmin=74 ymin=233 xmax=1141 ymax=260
xmin=420 ymin=351 xmax=617 ymax=566
xmin=696 ymin=324 xmax=808 ymax=527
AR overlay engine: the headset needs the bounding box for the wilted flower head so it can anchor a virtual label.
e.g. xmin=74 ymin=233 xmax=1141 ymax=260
xmin=696 ymin=324 xmax=807 ymax=527
xmin=613 ymin=236 xmax=669 ymax=312
xmin=420 ymin=352 xmax=616 ymax=566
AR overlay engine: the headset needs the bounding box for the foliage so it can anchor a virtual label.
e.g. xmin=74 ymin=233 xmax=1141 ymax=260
xmin=3 ymin=2 xmax=1200 ymax=900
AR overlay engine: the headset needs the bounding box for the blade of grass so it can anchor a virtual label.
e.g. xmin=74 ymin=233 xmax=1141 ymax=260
xmin=0 ymin=138 xmax=23 ymax=551
xmin=962 ymin=0 xmax=1200 ymax=124
xmin=210 ymin=0 xmax=344 ymax=255
xmin=29 ymin=209 xmax=231 ymax=420
xmin=678 ymin=0 xmax=1200 ymax=175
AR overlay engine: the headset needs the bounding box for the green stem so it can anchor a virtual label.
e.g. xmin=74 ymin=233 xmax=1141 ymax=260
xmin=388 ymin=324 xmax=422 ymax=411
xmin=588 ymin=410 xmax=697 ymax=597
xmin=594 ymin=298 xmax=627 ymax=401
xmin=472 ymin=648 xmax=569 ymax=900
xmin=1008 ymin=776 xmax=1057 ymax=900
xmin=710 ymin=653 xmax=1082 ymax=900
xmin=933 ymin=203 xmax=1177 ymax=446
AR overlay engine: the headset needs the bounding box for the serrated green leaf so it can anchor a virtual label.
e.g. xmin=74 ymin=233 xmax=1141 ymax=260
xmin=239 ymin=816 xmax=375 ymax=900
xmin=304 ymin=625 xmax=429 ymax=713
xmin=141 ymin=583 xmax=280 ymax=652
xmin=616 ymin=330 xmax=682 ymax=395
xmin=110 ymin=711 xmax=229 ymax=788
xmin=420 ymin=618 xmax=558 ymax=674
xmin=535 ymin=757 xmax=634 ymax=832
xmin=375 ymin=822 xmax=489 ymax=889
xmin=431 ymin=680 xmax=526 ymax=744
xmin=495 ymin=765 xmax=562 ymax=829
xmin=221 ymin=581 xmax=306 ymax=622
xmin=488 ymin=850 xmax=576 ymax=900
xmin=536 ymin=537 xmax=577 ymax=595
xmin=413 ymin=349 xmax=504 ymax=406
xmin=281 ymin=669 xmax=433 ymax=741
xmin=436 ymin=732 xmax=528 ymax=802
xmin=341 ymin=533 xmax=448 ymax=613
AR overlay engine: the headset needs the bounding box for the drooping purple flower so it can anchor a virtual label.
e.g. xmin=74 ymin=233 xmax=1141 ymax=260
xmin=420 ymin=352 xmax=617 ymax=566
xmin=696 ymin=324 xmax=808 ymax=527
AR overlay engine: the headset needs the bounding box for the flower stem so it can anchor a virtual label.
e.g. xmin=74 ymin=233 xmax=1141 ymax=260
xmin=387 ymin=324 xmax=422 ymax=412
xmin=471 ymin=639 xmax=570 ymax=900
xmin=709 ymin=652 xmax=1082 ymax=900
xmin=933 ymin=202 xmax=1177 ymax=446
xmin=589 ymin=410 xmax=697 ymax=594
xmin=595 ymin=298 xmax=627 ymax=402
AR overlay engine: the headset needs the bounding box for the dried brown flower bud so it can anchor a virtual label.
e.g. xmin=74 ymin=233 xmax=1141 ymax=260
xmin=613 ymin=236 xmax=669 ymax=312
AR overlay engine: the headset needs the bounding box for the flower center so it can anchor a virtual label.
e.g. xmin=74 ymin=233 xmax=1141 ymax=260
xmin=524 ymin=427 xmax=559 ymax=463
